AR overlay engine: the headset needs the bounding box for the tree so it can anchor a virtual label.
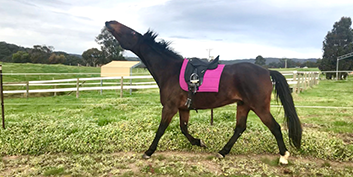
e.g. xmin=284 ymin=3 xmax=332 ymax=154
xmin=65 ymin=54 xmax=85 ymax=66
xmin=0 ymin=42 xmax=27 ymax=62
xmin=29 ymin=45 xmax=54 ymax=63
xmin=12 ymin=51 xmax=30 ymax=63
xmin=320 ymin=17 xmax=353 ymax=79
xmin=48 ymin=53 xmax=66 ymax=64
xmin=95 ymin=27 xmax=125 ymax=63
xmin=82 ymin=48 xmax=103 ymax=66
xmin=300 ymin=61 xmax=319 ymax=68
xmin=255 ymin=55 xmax=266 ymax=66
xmin=268 ymin=62 xmax=279 ymax=68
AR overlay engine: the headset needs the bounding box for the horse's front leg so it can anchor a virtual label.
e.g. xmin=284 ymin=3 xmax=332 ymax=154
xmin=179 ymin=109 xmax=207 ymax=147
xmin=143 ymin=106 xmax=177 ymax=159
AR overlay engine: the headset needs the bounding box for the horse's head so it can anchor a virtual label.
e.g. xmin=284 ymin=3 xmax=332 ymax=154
xmin=105 ymin=21 xmax=142 ymax=50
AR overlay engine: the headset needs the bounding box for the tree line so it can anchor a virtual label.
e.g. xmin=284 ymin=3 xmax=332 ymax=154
xmin=0 ymin=43 xmax=83 ymax=65
xmin=0 ymin=27 xmax=125 ymax=66
xmin=254 ymin=55 xmax=320 ymax=68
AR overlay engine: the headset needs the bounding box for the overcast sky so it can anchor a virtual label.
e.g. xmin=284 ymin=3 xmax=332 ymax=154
xmin=1 ymin=0 xmax=352 ymax=60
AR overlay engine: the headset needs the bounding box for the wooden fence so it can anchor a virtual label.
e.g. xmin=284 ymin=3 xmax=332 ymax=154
xmin=3 ymin=76 xmax=157 ymax=98
xmin=282 ymin=71 xmax=320 ymax=94
xmin=2 ymin=71 xmax=320 ymax=98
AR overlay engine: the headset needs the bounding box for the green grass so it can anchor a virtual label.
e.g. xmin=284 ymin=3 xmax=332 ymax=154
xmin=0 ymin=63 xmax=352 ymax=176
xmin=1 ymin=79 xmax=352 ymax=157
xmin=1 ymin=62 xmax=101 ymax=82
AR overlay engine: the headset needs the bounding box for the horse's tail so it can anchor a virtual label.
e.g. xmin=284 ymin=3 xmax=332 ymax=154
xmin=270 ymin=70 xmax=302 ymax=149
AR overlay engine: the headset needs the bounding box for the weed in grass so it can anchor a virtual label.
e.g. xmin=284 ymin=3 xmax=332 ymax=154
xmin=206 ymin=155 xmax=215 ymax=160
xmin=321 ymin=161 xmax=331 ymax=167
xmin=156 ymin=154 xmax=167 ymax=161
xmin=120 ymin=171 xmax=135 ymax=177
xmin=43 ymin=167 xmax=65 ymax=176
xmin=261 ymin=157 xmax=278 ymax=166
xmin=96 ymin=117 xmax=114 ymax=126
xmin=333 ymin=120 xmax=348 ymax=126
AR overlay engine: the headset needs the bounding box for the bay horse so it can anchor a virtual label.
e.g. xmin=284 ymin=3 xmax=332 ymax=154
xmin=105 ymin=20 xmax=302 ymax=164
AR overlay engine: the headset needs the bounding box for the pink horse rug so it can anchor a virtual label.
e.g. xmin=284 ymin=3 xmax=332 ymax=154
xmin=179 ymin=59 xmax=225 ymax=92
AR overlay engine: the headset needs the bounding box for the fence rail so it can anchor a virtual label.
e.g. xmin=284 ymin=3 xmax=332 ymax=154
xmin=2 ymin=71 xmax=320 ymax=98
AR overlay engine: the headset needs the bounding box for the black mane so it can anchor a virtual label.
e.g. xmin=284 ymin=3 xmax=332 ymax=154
xmin=143 ymin=30 xmax=183 ymax=59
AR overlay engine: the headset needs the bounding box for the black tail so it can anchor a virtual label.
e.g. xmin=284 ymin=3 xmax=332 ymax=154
xmin=270 ymin=70 xmax=302 ymax=149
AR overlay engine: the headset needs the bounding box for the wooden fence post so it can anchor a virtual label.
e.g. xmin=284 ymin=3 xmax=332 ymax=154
xmin=0 ymin=65 xmax=4 ymax=129
xmin=311 ymin=72 xmax=314 ymax=87
xmin=210 ymin=109 xmax=214 ymax=125
xmin=26 ymin=81 xmax=29 ymax=99
xmin=76 ymin=78 xmax=79 ymax=98
xmin=303 ymin=72 xmax=307 ymax=90
xmin=296 ymin=73 xmax=301 ymax=94
xmin=100 ymin=79 xmax=103 ymax=95
xmin=315 ymin=72 xmax=320 ymax=85
xmin=120 ymin=76 xmax=124 ymax=98
xmin=53 ymin=78 xmax=56 ymax=96
xmin=292 ymin=71 xmax=297 ymax=93
xmin=130 ymin=78 xmax=132 ymax=95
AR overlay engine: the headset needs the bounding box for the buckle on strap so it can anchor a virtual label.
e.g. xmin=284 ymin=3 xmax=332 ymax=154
xmin=190 ymin=73 xmax=199 ymax=84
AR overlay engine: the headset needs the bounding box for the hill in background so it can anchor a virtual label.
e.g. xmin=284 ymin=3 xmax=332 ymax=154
xmin=219 ymin=58 xmax=319 ymax=65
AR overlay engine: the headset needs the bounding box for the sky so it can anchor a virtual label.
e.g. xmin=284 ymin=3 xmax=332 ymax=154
xmin=0 ymin=0 xmax=353 ymax=60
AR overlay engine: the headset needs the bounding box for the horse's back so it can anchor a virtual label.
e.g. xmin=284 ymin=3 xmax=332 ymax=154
xmin=223 ymin=62 xmax=271 ymax=84
xmin=227 ymin=62 xmax=269 ymax=74
xmin=221 ymin=62 xmax=273 ymax=105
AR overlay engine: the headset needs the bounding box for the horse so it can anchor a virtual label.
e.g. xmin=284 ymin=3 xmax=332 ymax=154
xmin=105 ymin=20 xmax=302 ymax=165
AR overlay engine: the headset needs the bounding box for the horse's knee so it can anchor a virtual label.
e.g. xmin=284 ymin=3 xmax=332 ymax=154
xmin=180 ymin=122 xmax=188 ymax=134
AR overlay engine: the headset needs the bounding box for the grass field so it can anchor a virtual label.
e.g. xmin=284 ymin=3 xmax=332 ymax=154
xmin=0 ymin=63 xmax=352 ymax=176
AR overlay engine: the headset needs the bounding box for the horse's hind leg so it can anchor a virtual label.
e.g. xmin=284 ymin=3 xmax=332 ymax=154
xmin=143 ymin=106 xmax=177 ymax=159
xmin=179 ymin=109 xmax=206 ymax=147
xmin=218 ymin=103 xmax=250 ymax=158
xmin=254 ymin=109 xmax=289 ymax=164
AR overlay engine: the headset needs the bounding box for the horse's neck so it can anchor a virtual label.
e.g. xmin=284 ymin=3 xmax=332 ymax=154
xmin=134 ymin=47 xmax=181 ymax=86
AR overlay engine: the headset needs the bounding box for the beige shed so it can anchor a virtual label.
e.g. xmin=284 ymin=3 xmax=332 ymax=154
xmin=100 ymin=61 xmax=140 ymax=77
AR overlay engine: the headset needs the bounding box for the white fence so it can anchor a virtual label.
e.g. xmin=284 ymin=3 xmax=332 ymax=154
xmin=281 ymin=71 xmax=320 ymax=94
xmin=2 ymin=71 xmax=320 ymax=98
xmin=3 ymin=75 xmax=157 ymax=98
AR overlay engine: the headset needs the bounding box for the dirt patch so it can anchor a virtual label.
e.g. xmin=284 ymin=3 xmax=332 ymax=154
xmin=301 ymin=123 xmax=324 ymax=129
xmin=1 ymin=152 xmax=353 ymax=176
xmin=339 ymin=133 xmax=353 ymax=144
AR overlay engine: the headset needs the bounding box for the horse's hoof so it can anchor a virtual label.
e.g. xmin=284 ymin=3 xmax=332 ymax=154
xmin=200 ymin=140 xmax=207 ymax=148
xmin=142 ymin=153 xmax=151 ymax=159
xmin=216 ymin=153 xmax=224 ymax=159
xmin=279 ymin=151 xmax=290 ymax=165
